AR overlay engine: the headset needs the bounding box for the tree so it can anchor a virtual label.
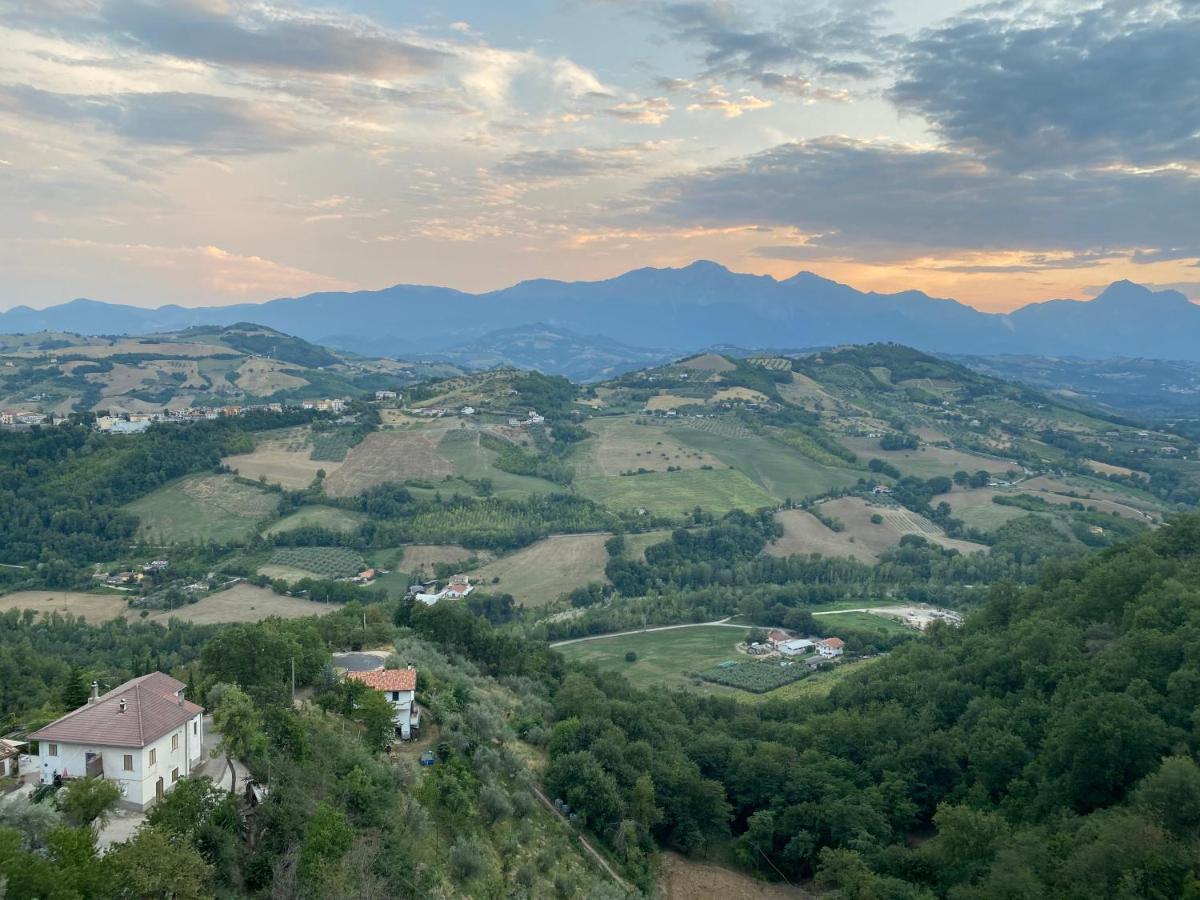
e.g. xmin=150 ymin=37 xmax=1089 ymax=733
xmin=105 ymin=825 xmax=213 ymax=899
xmin=210 ymin=684 xmax=267 ymax=792
xmin=1134 ymin=757 xmax=1200 ymax=837
xmin=61 ymin=667 xmax=89 ymax=711
xmin=299 ymin=802 xmax=354 ymax=883
xmin=58 ymin=777 xmax=119 ymax=828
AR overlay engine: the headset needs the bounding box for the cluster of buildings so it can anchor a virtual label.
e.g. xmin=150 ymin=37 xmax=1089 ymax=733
xmin=0 ymin=410 xmax=58 ymax=427
xmin=507 ymin=410 xmax=544 ymax=427
xmin=748 ymin=630 xmax=846 ymax=661
xmin=91 ymin=559 xmax=169 ymax=588
xmin=409 ymin=574 xmax=475 ymax=605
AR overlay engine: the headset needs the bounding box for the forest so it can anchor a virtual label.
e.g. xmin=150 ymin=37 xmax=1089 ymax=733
xmin=3 ymin=520 xmax=1200 ymax=896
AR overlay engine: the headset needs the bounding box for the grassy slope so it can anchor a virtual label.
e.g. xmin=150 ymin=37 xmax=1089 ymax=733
xmin=126 ymin=474 xmax=279 ymax=543
xmin=471 ymin=534 xmax=610 ymax=607
xmin=262 ymin=506 xmax=366 ymax=536
xmin=557 ymin=626 xmax=751 ymax=692
xmin=576 ymin=468 xmax=774 ymax=516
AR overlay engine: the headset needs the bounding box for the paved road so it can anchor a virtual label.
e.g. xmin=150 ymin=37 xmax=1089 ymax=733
xmin=549 ymin=618 xmax=747 ymax=647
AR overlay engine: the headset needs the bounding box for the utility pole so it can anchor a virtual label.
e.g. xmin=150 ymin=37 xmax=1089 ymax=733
xmin=290 ymin=657 xmax=296 ymax=704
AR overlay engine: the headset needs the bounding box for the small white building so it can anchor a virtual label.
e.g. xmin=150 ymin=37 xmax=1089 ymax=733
xmin=28 ymin=672 xmax=204 ymax=810
xmin=375 ymin=390 xmax=398 ymax=401
xmin=346 ymin=668 xmax=420 ymax=739
xmin=816 ymin=637 xmax=845 ymax=658
xmin=777 ymin=638 xmax=816 ymax=657
xmin=0 ymin=738 xmax=24 ymax=777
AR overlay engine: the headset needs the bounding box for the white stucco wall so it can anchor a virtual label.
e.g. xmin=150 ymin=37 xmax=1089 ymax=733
xmin=38 ymin=712 xmax=204 ymax=810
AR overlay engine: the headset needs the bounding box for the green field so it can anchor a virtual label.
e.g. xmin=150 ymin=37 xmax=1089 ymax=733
xmin=623 ymin=529 xmax=674 ymax=560
xmin=262 ymin=547 xmax=365 ymax=580
xmin=816 ymin=611 xmax=913 ymax=635
xmin=437 ymin=429 xmax=561 ymax=499
xmin=576 ymin=468 xmax=774 ymax=516
xmin=556 ymin=625 xmax=752 ymax=691
xmin=471 ymin=533 xmax=611 ymax=607
xmin=731 ymin=655 xmax=886 ymax=704
xmin=126 ymin=474 xmax=279 ymax=544
xmin=668 ymin=426 xmax=860 ymax=502
xmin=262 ymin=506 xmax=366 ymax=537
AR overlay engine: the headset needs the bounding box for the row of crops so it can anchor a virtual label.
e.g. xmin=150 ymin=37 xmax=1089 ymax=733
xmin=310 ymin=429 xmax=360 ymax=462
xmin=269 ymin=546 xmax=366 ymax=578
xmin=697 ymin=659 xmax=811 ymax=693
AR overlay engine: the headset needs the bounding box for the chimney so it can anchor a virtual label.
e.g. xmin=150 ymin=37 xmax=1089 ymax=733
xmin=88 ymin=681 xmax=99 ymax=704
xmin=177 ymin=689 xmax=185 ymax=707
xmin=118 ymin=698 xmax=127 ymax=714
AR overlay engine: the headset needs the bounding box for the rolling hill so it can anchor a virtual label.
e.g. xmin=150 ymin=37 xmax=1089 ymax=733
xmin=0 ymin=323 xmax=460 ymax=416
xmin=4 ymin=265 xmax=1200 ymax=374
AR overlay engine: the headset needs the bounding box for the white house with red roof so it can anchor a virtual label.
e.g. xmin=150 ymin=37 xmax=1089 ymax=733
xmin=345 ymin=667 xmax=420 ymax=739
xmin=28 ymin=672 xmax=204 ymax=810
xmin=817 ymin=637 xmax=845 ymax=658
xmin=414 ymin=574 xmax=475 ymax=605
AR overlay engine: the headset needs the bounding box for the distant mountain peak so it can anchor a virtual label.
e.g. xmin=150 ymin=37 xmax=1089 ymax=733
xmin=1092 ymin=280 xmax=1191 ymax=308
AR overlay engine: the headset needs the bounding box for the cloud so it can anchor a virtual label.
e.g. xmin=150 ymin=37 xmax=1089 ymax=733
xmin=102 ymin=0 xmax=449 ymax=78
xmin=891 ymin=1 xmax=1200 ymax=171
xmin=651 ymin=0 xmax=892 ymax=87
xmin=685 ymin=84 xmax=770 ymax=117
xmin=644 ymin=136 xmax=1200 ymax=260
xmin=0 ymin=84 xmax=318 ymax=154
xmin=494 ymin=143 xmax=662 ymax=182
xmin=604 ymin=97 xmax=672 ymax=125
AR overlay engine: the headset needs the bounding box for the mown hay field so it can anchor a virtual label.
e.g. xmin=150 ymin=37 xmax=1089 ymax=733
xmin=471 ymin=534 xmax=611 ymax=607
xmin=223 ymin=427 xmax=338 ymax=490
xmin=576 ymin=468 xmax=774 ymax=517
xmin=574 ymin=417 xmax=721 ymax=477
xmin=323 ymin=430 xmax=454 ymax=497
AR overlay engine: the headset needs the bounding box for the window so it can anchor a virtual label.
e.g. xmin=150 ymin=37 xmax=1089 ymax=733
xmin=392 ymin=691 xmax=400 ymax=701
xmin=193 ymin=721 xmax=198 ymax=735
xmin=123 ymin=754 xmax=133 ymax=772
xmin=148 ymin=748 xmax=156 ymax=766
xmin=47 ymin=743 xmax=58 ymax=756
xmin=171 ymin=767 xmax=179 ymax=782
xmin=171 ymin=734 xmax=179 ymax=751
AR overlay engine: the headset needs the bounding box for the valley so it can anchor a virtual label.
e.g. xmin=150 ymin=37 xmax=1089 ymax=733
xmin=2 ymin=332 xmax=1199 ymax=899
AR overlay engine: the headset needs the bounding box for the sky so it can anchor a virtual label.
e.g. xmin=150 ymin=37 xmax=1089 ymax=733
xmin=0 ymin=0 xmax=1198 ymax=313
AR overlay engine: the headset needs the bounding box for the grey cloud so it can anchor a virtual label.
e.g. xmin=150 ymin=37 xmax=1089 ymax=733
xmin=101 ymin=0 xmax=448 ymax=77
xmin=495 ymin=144 xmax=656 ymax=181
xmin=891 ymin=1 xmax=1200 ymax=171
xmin=0 ymin=85 xmax=317 ymax=154
xmin=644 ymin=137 xmax=1200 ymax=259
xmin=654 ymin=0 xmax=892 ymax=82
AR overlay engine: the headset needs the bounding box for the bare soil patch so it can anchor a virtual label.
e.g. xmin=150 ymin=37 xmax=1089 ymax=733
xmin=660 ymin=853 xmax=814 ymax=900
xmin=646 ymin=394 xmax=702 ymax=411
xmin=712 ymin=387 xmax=769 ymax=404
xmin=324 ymin=430 xmax=454 ymax=497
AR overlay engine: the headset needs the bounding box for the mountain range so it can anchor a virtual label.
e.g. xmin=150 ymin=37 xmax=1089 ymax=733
xmin=2 ymin=262 xmax=1197 ymax=367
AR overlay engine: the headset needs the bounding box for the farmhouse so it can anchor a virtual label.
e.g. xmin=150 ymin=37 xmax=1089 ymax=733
xmin=414 ymin=574 xmax=475 ymax=605
xmin=777 ymin=638 xmax=816 ymax=657
xmin=816 ymin=637 xmax=845 ymax=658
xmin=345 ymin=667 xmax=420 ymax=739
xmin=28 ymin=673 xmax=204 ymax=810
xmin=374 ymin=390 xmax=398 ymax=401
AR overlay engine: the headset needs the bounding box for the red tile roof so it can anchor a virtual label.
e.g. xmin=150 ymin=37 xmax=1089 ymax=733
xmin=29 ymin=672 xmax=202 ymax=749
xmin=819 ymin=637 xmax=845 ymax=649
xmin=346 ymin=668 xmax=416 ymax=692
